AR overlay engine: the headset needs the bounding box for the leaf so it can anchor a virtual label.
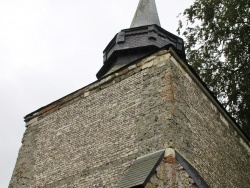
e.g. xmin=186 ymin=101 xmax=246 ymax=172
xmin=178 ymin=0 xmax=250 ymax=137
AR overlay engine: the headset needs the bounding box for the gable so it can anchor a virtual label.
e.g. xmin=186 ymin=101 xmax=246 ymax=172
xmin=118 ymin=148 xmax=209 ymax=188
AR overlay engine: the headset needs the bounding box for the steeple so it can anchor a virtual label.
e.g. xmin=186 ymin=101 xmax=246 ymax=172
xmin=96 ymin=0 xmax=186 ymax=79
xmin=131 ymin=0 xmax=161 ymax=28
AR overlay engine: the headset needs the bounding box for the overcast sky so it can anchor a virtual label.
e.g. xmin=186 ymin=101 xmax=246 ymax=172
xmin=0 ymin=0 xmax=194 ymax=187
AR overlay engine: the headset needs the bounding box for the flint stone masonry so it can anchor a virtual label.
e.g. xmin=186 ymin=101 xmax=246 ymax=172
xmin=10 ymin=49 xmax=250 ymax=187
xmin=145 ymin=160 xmax=198 ymax=188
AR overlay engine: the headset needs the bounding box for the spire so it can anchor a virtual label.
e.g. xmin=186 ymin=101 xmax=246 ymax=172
xmin=130 ymin=0 xmax=161 ymax=28
xmin=96 ymin=0 xmax=186 ymax=79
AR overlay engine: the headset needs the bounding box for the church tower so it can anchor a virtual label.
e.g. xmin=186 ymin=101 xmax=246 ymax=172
xmin=9 ymin=0 xmax=250 ymax=187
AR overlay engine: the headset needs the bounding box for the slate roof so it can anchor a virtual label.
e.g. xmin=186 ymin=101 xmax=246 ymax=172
xmin=96 ymin=0 xmax=187 ymax=78
xmin=130 ymin=0 xmax=161 ymax=28
xmin=118 ymin=150 xmax=165 ymax=188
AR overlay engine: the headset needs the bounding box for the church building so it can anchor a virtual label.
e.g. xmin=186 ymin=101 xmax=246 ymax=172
xmin=9 ymin=0 xmax=250 ymax=187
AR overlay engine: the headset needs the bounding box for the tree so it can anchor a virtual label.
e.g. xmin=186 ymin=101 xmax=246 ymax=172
xmin=178 ymin=0 xmax=250 ymax=137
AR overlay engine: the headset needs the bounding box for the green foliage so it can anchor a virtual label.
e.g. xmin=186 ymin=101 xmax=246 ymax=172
xmin=178 ymin=0 xmax=250 ymax=137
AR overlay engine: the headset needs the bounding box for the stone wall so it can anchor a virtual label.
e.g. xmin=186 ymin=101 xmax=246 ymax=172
xmin=10 ymin=65 xmax=145 ymax=188
xmin=169 ymin=54 xmax=250 ymax=187
xmin=145 ymin=160 xmax=198 ymax=188
xmin=9 ymin=49 xmax=250 ymax=187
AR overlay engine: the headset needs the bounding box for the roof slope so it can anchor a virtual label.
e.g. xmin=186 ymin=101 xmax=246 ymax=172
xmin=118 ymin=149 xmax=210 ymax=188
xmin=118 ymin=150 xmax=165 ymax=188
xmin=130 ymin=0 xmax=161 ymax=28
